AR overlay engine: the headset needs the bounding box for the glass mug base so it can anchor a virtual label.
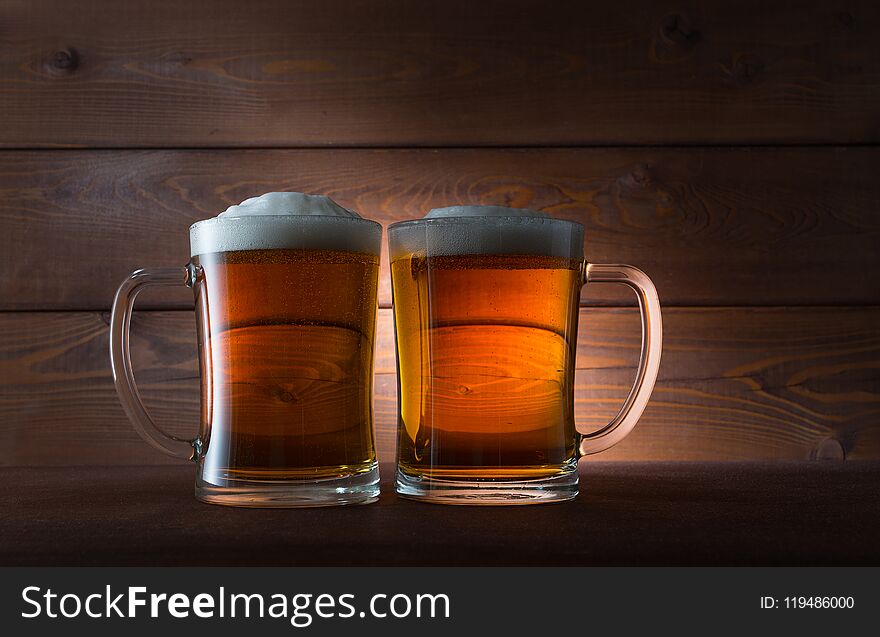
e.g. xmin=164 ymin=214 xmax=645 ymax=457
xmin=195 ymin=464 xmax=380 ymax=508
xmin=395 ymin=465 xmax=579 ymax=506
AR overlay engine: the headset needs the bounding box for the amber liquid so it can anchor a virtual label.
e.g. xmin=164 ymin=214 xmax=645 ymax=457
xmin=193 ymin=248 xmax=379 ymax=484
xmin=392 ymin=254 xmax=582 ymax=480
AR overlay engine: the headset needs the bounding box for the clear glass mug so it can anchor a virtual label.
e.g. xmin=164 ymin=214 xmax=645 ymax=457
xmin=389 ymin=206 xmax=662 ymax=504
xmin=110 ymin=195 xmax=382 ymax=507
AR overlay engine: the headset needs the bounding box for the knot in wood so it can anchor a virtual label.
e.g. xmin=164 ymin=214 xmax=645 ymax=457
xmin=50 ymin=48 xmax=79 ymax=74
xmin=724 ymin=53 xmax=765 ymax=85
xmin=659 ymin=14 xmax=700 ymax=49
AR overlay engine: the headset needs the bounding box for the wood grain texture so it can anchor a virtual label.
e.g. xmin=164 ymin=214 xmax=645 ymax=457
xmin=2 ymin=147 xmax=878 ymax=310
xmin=1 ymin=0 xmax=878 ymax=147
xmin=1 ymin=308 xmax=877 ymax=466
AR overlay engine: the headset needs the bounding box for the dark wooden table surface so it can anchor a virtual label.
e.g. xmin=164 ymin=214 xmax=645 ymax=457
xmin=3 ymin=462 xmax=878 ymax=566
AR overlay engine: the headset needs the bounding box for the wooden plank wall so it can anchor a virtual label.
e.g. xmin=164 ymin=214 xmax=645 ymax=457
xmin=0 ymin=0 xmax=878 ymax=465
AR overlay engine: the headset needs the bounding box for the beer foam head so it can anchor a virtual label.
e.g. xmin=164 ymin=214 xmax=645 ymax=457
xmin=388 ymin=205 xmax=584 ymax=260
xmin=189 ymin=192 xmax=381 ymax=256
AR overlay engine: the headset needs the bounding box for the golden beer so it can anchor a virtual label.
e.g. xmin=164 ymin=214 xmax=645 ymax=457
xmin=389 ymin=208 xmax=593 ymax=503
xmin=193 ymin=248 xmax=379 ymax=484
xmin=389 ymin=207 xmax=662 ymax=505
xmin=393 ymin=253 xmax=582 ymax=480
xmin=110 ymin=193 xmax=382 ymax=506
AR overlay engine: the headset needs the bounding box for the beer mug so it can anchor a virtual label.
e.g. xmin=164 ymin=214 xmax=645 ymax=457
xmin=110 ymin=193 xmax=382 ymax=507
xmin=389 ymin=206 xmax=662 ymax=504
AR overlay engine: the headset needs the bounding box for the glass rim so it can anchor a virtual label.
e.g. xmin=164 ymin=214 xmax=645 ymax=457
xmin=387 ymin=215 xmax=584 ymax=232
xmin=189 ymin=214 xmax=383 ymax=233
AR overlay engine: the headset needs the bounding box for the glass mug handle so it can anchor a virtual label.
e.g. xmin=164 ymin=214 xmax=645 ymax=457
xmin=578 ymin=263 xmax=663 ymax=455
xmin=109 ymin=265 xmax=200 ymax=461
